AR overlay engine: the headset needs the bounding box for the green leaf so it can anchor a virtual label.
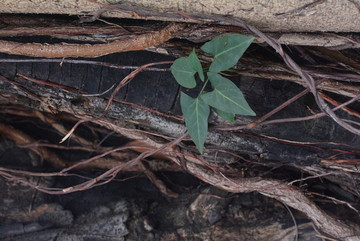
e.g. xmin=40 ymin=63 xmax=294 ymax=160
xmin=214 ymin=108 xmax=235 ymax=123
xmin=200 ymin=73 xmax=256 ymax=116
xmin=201 ymin=34 xmax=254 ymax=73
xmin=180 ymin=92 xmax=210 ymax=153
xmin=170 ymin=49 xmax=204 ymax=88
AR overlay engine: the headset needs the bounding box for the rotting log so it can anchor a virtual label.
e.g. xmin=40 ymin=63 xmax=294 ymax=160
xmin=1 ymin=74 xmax=360 ymax=240
xmin=0 ymin=2 xmax=360 ymax=239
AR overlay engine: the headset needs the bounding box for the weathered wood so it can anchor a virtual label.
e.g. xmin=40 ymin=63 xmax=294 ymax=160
xmin=1 ymin=72 xmax=359 ymax=195
xmin=1 ymin=0 xmax=360 ymax=33
xmin=1 ymin=68 xmax=360 ymax=240
xmin=1 ymin=1 xmax=360 ymax=49
xmin=0 ymin=11 xmax=359 ymax=238
xmin=0 ymin=170 xmax=322 ymax=241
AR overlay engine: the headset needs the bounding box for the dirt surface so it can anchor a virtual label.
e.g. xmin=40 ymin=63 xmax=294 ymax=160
xmin=1 ymin=0 xmax=360 ymax=33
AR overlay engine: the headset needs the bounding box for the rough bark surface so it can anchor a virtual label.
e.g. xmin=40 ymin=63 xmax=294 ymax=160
xmin=1 ymin=49 xmax=359 ymax=239
xmin=1 ymin=0 xmax=360 ymax=33
xmin=0 ymin=4 xmax=360 ymax=241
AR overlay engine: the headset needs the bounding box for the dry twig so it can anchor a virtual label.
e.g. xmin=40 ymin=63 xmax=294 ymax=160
xmin=0 ymin=23 xmax=185 ymax=57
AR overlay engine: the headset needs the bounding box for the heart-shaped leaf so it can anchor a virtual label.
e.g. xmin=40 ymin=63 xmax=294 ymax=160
xmin=180 ymin=92 xmax=210 ymax=153
xmin=170 ymin=49 xmax=204 ymax=88
xmin=201 ymin=34 xmax=254 ymax=73
xmin=213 ymin=108 xmax=235 ymax=122
xmin=196 ymin=92 xmax=235 ymax=123
xmin=200 ymin=73 xmax=256 ymax=116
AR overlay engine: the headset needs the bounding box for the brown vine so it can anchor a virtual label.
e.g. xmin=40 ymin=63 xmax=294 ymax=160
xmin=0 ymin=3 xmax=359 ymax=240
xmin=1 ymin=77 xmax=359 ymax=240
xmin=0 ymin=23 xmax=185 ymax=58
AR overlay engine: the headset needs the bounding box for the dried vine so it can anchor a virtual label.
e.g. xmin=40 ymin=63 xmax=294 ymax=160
xmin=1 ymin=73 xmax=360 ymax=240
xmin=0 ymin=23 xmax=185 ymax=57
xmin=0 ymin=3 xmax=359 ymax=240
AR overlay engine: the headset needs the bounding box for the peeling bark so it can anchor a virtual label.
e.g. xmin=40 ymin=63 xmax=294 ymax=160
xmin=1 ymin=75 xmax=360 ymax=240
xmin=0 ymin=5 xmax=359 ymax=239
xmin=0 ymin=23 xmax=184 ymax=57
xmin=1 ymin=0 xmax=360 ymax=33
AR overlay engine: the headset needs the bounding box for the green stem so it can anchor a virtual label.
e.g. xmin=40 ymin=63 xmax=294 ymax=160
xmin=198 ymin=78 xmax=209 ymax=97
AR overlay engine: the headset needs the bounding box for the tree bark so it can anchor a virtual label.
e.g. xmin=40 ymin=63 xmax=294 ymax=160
xmin=1 ymin=0 xmax=360 ymax=33
xmin=1 ymin=0 xmax=360 ymax=48
xmin=1 ymin=3 xmax=360 ymax=240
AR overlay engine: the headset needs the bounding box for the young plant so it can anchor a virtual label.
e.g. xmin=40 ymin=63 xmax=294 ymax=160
xmin=171 ymin=34 xmax=255 ymax=153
